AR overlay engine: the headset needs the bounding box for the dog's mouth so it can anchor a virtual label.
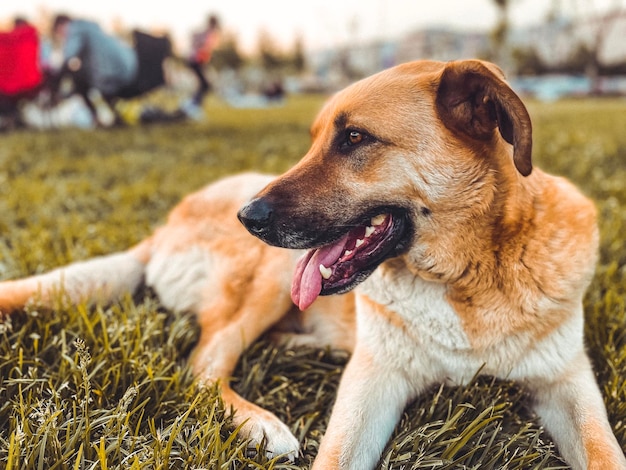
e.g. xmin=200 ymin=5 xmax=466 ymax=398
xmin=291 ymin=211 xmax=408 ymax=310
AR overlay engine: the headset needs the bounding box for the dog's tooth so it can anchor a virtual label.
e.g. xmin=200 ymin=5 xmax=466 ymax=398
xmin=371 ymin=214 xmax=386 ymax=226
xmin=355 ymin=238 xmax=364 ymax=248
xmin=365 ymin=226 xmax=375 ymax=237
xmin=344 ymin=249 xmax=352 ymax=256
xmin=319 ymin=264 xmax=332 ymax=280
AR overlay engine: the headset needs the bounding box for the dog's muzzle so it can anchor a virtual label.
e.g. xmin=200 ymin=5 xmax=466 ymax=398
xmin=240 ymin=194 xmax=412 ymax=310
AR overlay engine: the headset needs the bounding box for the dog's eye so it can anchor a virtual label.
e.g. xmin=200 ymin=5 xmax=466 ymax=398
xmin=348 ymin=130 xmax=363 ymax=145
xmin=339 ymin=128 xmax=373 ymax=152
xmin=343 ymin=130 xmax=368 ymax=150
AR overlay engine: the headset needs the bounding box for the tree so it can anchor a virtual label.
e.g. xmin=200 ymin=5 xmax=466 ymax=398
xmin=291 ymin=35 xmax=306 ymax=73
xmin=257 ymin=29 xmax=284 ymax=70
xmin=491 ymin=0 xmax=512 ymax=69
xmin=558 ymin=0 xmax=625 ymax=90
xmin=211 ymin=32 xmax=244 ymax=70
xmin=512 ymin=46 xmax=547 ymax=75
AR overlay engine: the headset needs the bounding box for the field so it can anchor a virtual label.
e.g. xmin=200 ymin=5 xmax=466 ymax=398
xmin=0 ymin=94 xmax=625 ymax=469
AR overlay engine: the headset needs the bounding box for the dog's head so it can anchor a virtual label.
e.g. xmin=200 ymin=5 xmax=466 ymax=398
xmin=238 ymin=59 xmax=532 ymax=310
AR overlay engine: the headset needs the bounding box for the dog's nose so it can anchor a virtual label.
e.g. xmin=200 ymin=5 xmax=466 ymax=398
xmin=238 ymin=197 xmax=274 ymax=236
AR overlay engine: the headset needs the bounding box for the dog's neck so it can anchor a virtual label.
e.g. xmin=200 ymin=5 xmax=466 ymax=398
xmin=398 ymin=165 xmax=568 ymax=349
xmin=408 ymin=150 xmax=536 ymax=277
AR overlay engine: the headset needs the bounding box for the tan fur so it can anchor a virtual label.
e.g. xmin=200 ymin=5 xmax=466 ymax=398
xmin=0 ymin=280 xmax=39 ymax=311
xmin=239 ymin=60 xmax=626 ymax=469
xmin=584 ymin=418 xmax=624 ymax=470
xmin=0 ymin=172 xmax=355 ymax=461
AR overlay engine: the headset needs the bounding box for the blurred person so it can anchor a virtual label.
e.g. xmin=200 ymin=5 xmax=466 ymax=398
xmin=181 ymin=14 xmax=220 ymax=119
xmin=263 ymin=79 xmax=285 ymax=102
xmin=0 ymin=17 xmax=44 ymax=130
xmin=51 ymin=13 xmax=138 ymax=126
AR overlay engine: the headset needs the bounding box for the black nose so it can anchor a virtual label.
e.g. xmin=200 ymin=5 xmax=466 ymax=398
xmin=237 ymin=197 xmax=274 ymax=236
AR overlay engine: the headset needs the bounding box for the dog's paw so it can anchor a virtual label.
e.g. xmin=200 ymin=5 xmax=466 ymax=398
xmin=237 ymin=411 xmax=300 ymax=462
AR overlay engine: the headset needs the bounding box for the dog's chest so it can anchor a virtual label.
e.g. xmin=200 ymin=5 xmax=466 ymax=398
xmin=358 ymin=266 xmax=526 ymax=384
xmin=359 ymin=267 xmax=472 ymax=354
xmin=358 ymin=264 xmax=583 ymax=385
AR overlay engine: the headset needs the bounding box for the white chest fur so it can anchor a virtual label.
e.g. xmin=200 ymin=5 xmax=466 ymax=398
xmin=358 ymin=265 xmax=584 ymax=388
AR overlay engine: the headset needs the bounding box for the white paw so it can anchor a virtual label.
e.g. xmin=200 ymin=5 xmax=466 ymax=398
xmin=236 ymin=411 xmax=300 ymax=461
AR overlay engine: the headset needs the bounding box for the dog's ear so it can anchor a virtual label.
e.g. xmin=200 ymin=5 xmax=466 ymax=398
xmin=435 ymin=60 xmax=532 ymax=176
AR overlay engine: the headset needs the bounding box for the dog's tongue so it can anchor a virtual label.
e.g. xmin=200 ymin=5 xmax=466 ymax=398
xmin=291 ymin=233 xmax=350 ymax=310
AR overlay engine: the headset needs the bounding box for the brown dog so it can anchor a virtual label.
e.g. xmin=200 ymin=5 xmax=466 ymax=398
xmin=238 ymin=59 xmax=626 ymax=469
xmin=0 ymin=172 xmax=355 ymax=460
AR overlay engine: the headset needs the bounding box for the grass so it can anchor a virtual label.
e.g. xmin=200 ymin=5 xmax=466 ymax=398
xmin=0 ymin=93 xmax=625 ymax=469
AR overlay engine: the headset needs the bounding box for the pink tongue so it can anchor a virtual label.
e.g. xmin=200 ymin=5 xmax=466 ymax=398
xmin=291 ymin=233 xmax=350 ymax=310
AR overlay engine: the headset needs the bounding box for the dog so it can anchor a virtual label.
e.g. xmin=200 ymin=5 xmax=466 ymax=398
xmin=238 ymin=59 xmax=626 ymax=469
xmin=0 ymin=172 xmax=355 ymax=460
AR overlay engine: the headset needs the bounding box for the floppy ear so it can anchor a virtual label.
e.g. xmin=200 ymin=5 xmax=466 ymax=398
xmin=435 ymin=60 xmax=533 ymax=176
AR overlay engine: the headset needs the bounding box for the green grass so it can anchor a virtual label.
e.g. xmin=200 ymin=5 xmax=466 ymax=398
xmin=0 ymin=94 xmax=625 ymax=469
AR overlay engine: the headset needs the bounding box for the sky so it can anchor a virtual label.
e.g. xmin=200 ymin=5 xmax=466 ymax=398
xmin=2 ymin=0 xmax=622 ymax=54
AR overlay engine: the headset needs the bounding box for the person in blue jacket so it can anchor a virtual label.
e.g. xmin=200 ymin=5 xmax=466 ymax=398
xmin=51 ymin=14 xmax=138 ymax=126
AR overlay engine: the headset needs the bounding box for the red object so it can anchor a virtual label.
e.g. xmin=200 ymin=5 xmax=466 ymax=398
xmin=0 ymin=25 xmax=43 ymax=96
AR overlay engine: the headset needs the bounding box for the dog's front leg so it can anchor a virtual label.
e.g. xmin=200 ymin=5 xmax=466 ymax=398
xmin=190 ymin=293 xmax=301 ymax=461
xmin=530 ymin=350 xmax=626 ymax=470
xmin=312 ymin=343 xmax=414 ymax=469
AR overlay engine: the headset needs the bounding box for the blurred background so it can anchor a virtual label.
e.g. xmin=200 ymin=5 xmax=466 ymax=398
xmin=0 ymin=0 xmax=625 ymax=129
